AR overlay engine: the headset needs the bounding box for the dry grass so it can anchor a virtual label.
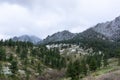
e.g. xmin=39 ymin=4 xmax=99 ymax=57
xmin=97 ymin=70 xmax=120 ymax=80
xmin=83 ymin=58 xmax=120 ymax=80
xmin=60 ymin=58 xmax=120 ymax=80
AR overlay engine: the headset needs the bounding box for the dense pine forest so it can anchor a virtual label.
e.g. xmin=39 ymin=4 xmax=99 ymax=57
xmin=0 ymin=39 xmax=120 ymax=80
xmin=0 ymin=39 xmax=66 ymax=80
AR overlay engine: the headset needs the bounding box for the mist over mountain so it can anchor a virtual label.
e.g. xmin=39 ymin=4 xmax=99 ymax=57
xmin=1 ymin=0 xmax=120 ymax=80
xmin=93 ymin=16 xmax=120 ymax=42
xmin=42 ymin=30 xmax=77 ymax=44
xmin=9 ymin=16 xmax=120 ymax=44
xmin=12 ymin=35 xmax=42 ymax=44
xmin=72 ymin=15 xmax=120 ymax=43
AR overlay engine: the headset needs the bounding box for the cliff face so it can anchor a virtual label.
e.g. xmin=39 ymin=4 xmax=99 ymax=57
xmin=93 ymin=16 xmax=120 ymax=41
xmin=43 ymin=30 xmax=76 ymax=43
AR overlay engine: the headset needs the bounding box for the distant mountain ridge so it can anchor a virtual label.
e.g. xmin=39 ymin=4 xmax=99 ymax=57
xmin=42 ymin=30 xmax=77 ymax=44
xmin=11 ymin=15 xmax=120 ymax=44
xmin=73 ymin=28 xmax=108 ymax=41
xmin=93 ymin=16 xmax=120 ymax=41
xmin=12 ymin=35 xmax=42 ymax=44
xmin=71 ymin=16 xmax=120 ymax=42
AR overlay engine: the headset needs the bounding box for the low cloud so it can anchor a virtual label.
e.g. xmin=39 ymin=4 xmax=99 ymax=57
xmin=0 ymin=0 xmax=120 ymax=39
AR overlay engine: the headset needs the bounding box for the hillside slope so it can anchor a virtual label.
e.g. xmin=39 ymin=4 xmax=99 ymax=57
xmin=12 ymin=35 xmax=42 ymax=44
xmin=93 ymin=16 xmax=120 ymax=41
xmin=43 ymin=30 xmax=76 ymax=44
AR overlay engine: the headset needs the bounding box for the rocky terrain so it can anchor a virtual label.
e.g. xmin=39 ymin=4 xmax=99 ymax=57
xmin=93 ymin=16 xmax=120 ymax=41
xmin=42 ymin=30 xmax=76 ymax=44
xmin=12 ymin=35 xmax=41 ymax=44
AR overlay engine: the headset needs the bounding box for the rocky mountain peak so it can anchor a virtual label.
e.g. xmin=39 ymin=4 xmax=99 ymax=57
xmin=43 ymin=30 xmax=76 ymax=43
xmin=93 ymin=16 xmax=120 ymax=41
xmin=12 ymin=35 xmax=41 ymax=44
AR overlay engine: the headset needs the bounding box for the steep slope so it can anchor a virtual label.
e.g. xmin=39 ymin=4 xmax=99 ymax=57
xmin=74 ymin=28 xmax=107 ymax=40
xmin=93 ymin=16 xmax=120 ymax=41
xmin=40 ymin=16 xmax=120 ymax=44
xmin=43 ymin=30 xmax=76 ymax=44
xmin=12 ymin=35 xmax=42 ymax=44
xmin=72 ymin=16 xmax=120 ymax=43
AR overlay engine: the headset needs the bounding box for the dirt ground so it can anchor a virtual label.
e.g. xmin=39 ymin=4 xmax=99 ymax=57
xmin=84 ymin=70 xmax=120 ymax=80
xmin=97 ymin=70 xmax=120 ymax=80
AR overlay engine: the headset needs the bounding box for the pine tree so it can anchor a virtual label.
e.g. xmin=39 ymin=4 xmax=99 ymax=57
xmin=0 ymin=39 xmax=3 ymax=46
xmin=20 ymin=49 xmax=28 ymax=59
xmin=115 ymin=48 xmax=120 ymax=65
xmin=118 ymin=57 xmax=120 ymax=66
xmin=0 ymin=64 xmax=2 ymax=75
xmin=66 ymin=61 xmax=74 ymax=79
xmin=16 ymin=46 xmax=20 ymax=54
xmin=37 ymin=63 xmax=42 ymax=75
xmin=0 ymin=47 xmax=6 ymax=61
xmin=96 ymin=55 xmax=102 ymax=69
xmin=10 ymin=60 xmax=18 ymax=74
xmin=89 ymin=57 xmax=97 ymax=71
xmin=81 ymin=59 xmax=88 ymax=76
xmin=66 ymin=60 xmax=81 ymax=80
xmin=8 ymin=54 xmax=13 ymax=62
xmin=103 ymin=54 xmax=109 ymax=67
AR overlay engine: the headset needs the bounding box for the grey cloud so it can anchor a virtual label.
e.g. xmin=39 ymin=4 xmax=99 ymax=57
xmin=0 ymin=0 xmax=120 ymax=39
xmin=0 ymin=0 xmax=29 ymax=5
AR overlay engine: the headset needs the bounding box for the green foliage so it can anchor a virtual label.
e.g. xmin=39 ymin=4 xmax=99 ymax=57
xmin=0 ymin=64 xmax=2 ymax=75
xmin=16 ymin=46 xmax=20 ymax=53
xmin=10 ymin=60 xmax=18 ymax=74
xmin=37 ymin=47 xmax=66 ymax=69
xmin=66 ymin=61 xmax=76 ymax=80
xmin=89 ymin=57 xmax=97 ymax=71
xmin=0 ymin=47 xmax=6 ymax=61
xmin=66 ymin=60 xmax=81 ymax=80
xmin=81 ymin=59 xmax=88 ymax=75
xmin=8 ymin=54 xmax=14 ymax=62
xmin=37 ymin=63 xmax=42 ymax=75
xmin=20 ymin=49 xmax=28 ymax=59
xmin=66 ymin=52 xmax=108 ymax=79
xmin=0 ymin=38 xmax=118 ymax=80
xmin=103 ymin=54 xmax=109 ymax=67
xmin=115 ymin=48 xmax=120 ymax=65
xmin=118 ymin=58 xmax=120 ymax=66
xmin=86 ymin=53 xmax=103 ymax=71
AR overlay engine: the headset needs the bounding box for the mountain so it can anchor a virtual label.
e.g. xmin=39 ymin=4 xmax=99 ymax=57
xmin=72 ymin=16 xmax=120 ymax=42
xmin=75 ymin=28 xmax=107 ymax=40
xmin=42 ymin=16 xmax=120 ymax=44
xmin=93 ymin=16 xmax=120 ymax=41
xmin=43 ymin=30 xmax=76 ymax=44
xmin=12 ymin=35 xmax=42 ymax=44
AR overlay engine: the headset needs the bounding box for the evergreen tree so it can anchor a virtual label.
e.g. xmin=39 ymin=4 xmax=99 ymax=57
xmin=7 ymin=39 xmax=15 ymax=47
xmin=0 ymin=39 xmax=3 ymax=46
xmin=96 ymin=56 xmax=102 ymax=69
xmin=10 ymin=60 xmax=18 ymax=74
xmin=20 ymin=49 xmax=28 ymax=59
xmin=103 ymin=54 xmax=109 ymax=67
xmin=115 ymin=48 xmax=120 ymax=65
xmin=81 ymin=59 xmax=88 ymax=76
xmin=0 ymin=47 xmax=6 ymax=61
xmin=89 ymin=57 xmax=97 ymax=71
xmin=66 ymin=60 xmax=81 ymax=80
xmin=118 ymin=56 xmax=120 ymax=66
xmin=8 ymin=54 xmax=13 ymax=62
xmin=66 ymin=61 xmax=74 ymax=79
xmin=37 ymin=63 xmax=42 ymax=75
xmin=0 ymin=64 xmax=2 ymax=75
xmin=16 ymin=46 xmax=21 ymax=54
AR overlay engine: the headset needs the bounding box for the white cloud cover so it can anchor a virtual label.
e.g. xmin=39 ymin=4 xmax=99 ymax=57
xmin=0 ymin=0 xmax=120 ymax=39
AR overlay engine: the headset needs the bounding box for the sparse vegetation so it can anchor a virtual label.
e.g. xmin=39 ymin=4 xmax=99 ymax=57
xmin=0 ymin=39 xmax=120 ymax=80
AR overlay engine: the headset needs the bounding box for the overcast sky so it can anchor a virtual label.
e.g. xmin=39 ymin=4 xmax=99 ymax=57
xmin=0 ymin=0 xmax=120 ymax=39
